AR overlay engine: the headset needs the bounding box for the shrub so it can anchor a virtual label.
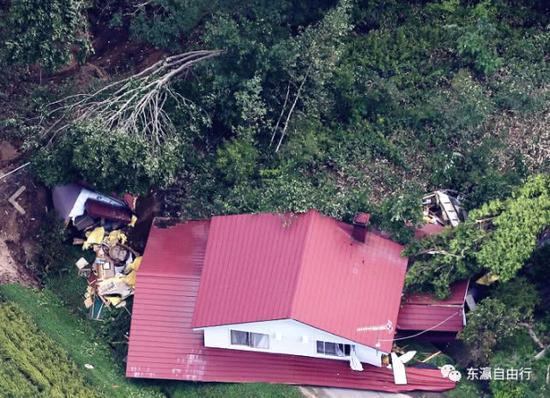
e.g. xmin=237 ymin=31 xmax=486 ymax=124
xmin=460 ymin=298 xmax=521 ymax=363
xmin=32 ymin=123 xmax=183 ymax=194
xmin=33 ymin=212 xmax=74 ymax=278
xmin=0 ymin=0 xmax=92 ymax=72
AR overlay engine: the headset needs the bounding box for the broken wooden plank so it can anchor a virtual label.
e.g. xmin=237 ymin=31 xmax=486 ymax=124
xmin=8 ymin=186 xmax=26 ymax=215
xmin=0 ymin=162 xmax=30 ymax=180
xmin=421 ymin=351 xmax=442 ymax=363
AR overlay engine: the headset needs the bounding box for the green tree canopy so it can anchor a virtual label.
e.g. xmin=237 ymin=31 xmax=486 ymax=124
xmin=0 ymin=0 xmax=91 ymax=72
xmin=405 ymin=174 xmax=550 ymax=298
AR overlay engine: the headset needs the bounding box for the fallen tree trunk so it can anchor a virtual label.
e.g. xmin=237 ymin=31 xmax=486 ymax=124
xmin=519 ymin=322 xmax=548 ymax=360
xmin=43 ymin=50 xmax=222 ymax=148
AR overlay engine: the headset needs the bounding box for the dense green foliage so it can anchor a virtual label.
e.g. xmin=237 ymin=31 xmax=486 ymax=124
xmin=405 ymin=174 xmax=550 ymax=297
xmin=19 ymin=0 xmax=547 ymax=226
xmin=0 ymin=0 xmax=91 ymax=72
xmin=460 ymin=298 xmax=522 ymax=362
xmin=473 ymin=174 xmax=550 ymax=280
xmin=0 ymin=302 xmax=103 ymax=398
xmin=33 ymin=123 xmax=183 ymax=194
xmin=1 ymin=1 xmax=549 ymax=397
xmin=156 ymin=0 xmax=547 ymax=227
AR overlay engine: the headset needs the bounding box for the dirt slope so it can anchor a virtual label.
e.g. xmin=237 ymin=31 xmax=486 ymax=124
xmin=0 ymin=141 xmax=43 ymax=286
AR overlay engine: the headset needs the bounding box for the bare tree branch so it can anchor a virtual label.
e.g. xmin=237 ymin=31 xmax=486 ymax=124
xmin=519 ymin=322 xmax=548 ymax=359
xmin=270 ymin=81 xmax=291 ymax=146
xmin=274 ymin=65 xmax=311 ymax=152
xmin=42 ymin=50 xmax=222 ymax=148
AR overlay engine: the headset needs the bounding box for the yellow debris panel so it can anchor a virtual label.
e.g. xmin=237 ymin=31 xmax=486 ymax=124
xmin=128 ymin=256 xmax=142 ymax=271
xmin=476 ymin=272 xmax=499 ymax=286
xmin=105 ymin=296 xmax=123 ymax=306
xmin=107 ymin=230 xmax=127 ymax=247
xmin=83 ymin=227 xmax=105 ymax=250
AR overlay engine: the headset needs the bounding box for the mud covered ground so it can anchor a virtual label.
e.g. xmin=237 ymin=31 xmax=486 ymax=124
xmin=0 ymin=141 xmax=47 ymax=286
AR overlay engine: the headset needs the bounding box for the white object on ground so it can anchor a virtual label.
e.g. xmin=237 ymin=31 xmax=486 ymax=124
xmin=391 ymin=352 xmax=407 ymax=385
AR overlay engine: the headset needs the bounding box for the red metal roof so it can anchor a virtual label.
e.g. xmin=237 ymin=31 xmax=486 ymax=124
xmin=397 ymin=281 xmax=469 ymax=332
xmin=191 ymin=210 xmax=408 ymax=352
xmin=126 ymin=219 xmax=455 ymax=392
xmin=396 ymin=305 xmax=464 ymax=332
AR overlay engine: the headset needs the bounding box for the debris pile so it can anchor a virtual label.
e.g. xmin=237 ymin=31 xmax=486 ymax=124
xmin=76 ymin=227 xmax=142 ymax=320
xmin=52 ymin=183 xmax=140 ymax=320
xmin=422 ymin=190 xmax=467 ymax=228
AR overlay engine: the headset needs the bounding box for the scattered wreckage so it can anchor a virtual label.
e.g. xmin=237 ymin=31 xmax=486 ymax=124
xmin=53 ymin=183 xmax=140 ymax=320
xmin=415 ymin=189 xmax=467 ymax=239
xmin=420 ymin=190 xmax=499 ymax=287
xmin=422 ymin=190 xmax=467 ymax=228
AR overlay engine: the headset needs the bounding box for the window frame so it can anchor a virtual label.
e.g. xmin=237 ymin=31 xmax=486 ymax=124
xmin=316 ymin=340 xmax=353 ymax=357
xmin=230 ymin=330 xmax=270 ymax=349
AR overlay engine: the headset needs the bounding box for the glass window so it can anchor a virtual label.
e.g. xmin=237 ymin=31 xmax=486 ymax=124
xmin=316 ymin=341 xmax=324 ymax=353
xmin=250 ymin=332 xmax=269 ymax=349
xmin=324 ymin=342 xmax=338 ymax=356
xmin=230 ymin=330 xmax=269 ymax=349
xmin=344 ymin=344 xmax=351 ymax=356
xmin=316 ymin=341 xmax=353 ymax=357
xmin=230 ymin=330 xmax=249 ymax=346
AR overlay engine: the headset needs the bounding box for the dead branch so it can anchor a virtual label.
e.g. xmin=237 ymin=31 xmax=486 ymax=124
xmin=419 ymin=249 xmax=463 ymax=259
xmin=272 ymin=65 xmax=312 ymax=153
xmin=270 ymin=82 xmax=291 ymax=146
xmin=42 ymin=50 xmax=222 ymax=148
xmin=421 ymin=351 xmax=441 ymax=363
xmin=475 ymin=217 xmax=496 ymax=224
xmin=519 ymin=322 xmax=548 ymax=360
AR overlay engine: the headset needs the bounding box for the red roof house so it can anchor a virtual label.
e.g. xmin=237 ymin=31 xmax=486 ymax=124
xmin=126 ymin=210 xmax=455 ymax=392
xmin=192 ymin=211 xmax=407 ymax=352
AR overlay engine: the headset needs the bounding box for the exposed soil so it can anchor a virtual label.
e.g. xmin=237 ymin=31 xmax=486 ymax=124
xmin=0 ymin=141 xmax=46 ymax=287
xmin=46 ymin=20 xmax=167 ymax=90
xmin=127 ymin=193 xmax=162 ymax=253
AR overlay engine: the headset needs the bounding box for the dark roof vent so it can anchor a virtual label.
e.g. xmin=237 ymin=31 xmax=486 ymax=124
xmin=352 ymin=212 xmax=370 ymax=243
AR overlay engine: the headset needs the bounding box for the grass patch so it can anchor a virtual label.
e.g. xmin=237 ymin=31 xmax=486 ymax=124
xmin=163 ymin=382 xmax=303 ymax=398
xmin=0 ymin=284 xmax=163 ymax=398
xmin=0 ymin=284 xmax=302 ymax=398
xmin=0 ymin=302 xmax=103 ymax=398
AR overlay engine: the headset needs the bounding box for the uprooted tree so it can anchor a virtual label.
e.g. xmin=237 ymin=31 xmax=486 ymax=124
xmin=404 ymin=174 xmax=550 ymax=298
xmin=42 ymin=50 xmax=222 ymax=148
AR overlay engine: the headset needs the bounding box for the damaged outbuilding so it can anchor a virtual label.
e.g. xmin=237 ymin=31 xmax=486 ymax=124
xmin=52 ymin=183 xmax=141 ymax=320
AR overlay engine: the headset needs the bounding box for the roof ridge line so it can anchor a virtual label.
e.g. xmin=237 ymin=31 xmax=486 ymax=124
xmin=288 ymin=210 xmax=318 ymax=320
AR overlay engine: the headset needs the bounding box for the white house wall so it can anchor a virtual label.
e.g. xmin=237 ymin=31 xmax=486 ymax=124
xmin=196 ymin=319 xmax=384 ymax=367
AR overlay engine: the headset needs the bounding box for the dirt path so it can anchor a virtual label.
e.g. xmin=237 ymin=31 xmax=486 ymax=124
xmin=0 ymin=141 xmax=44 ymax=287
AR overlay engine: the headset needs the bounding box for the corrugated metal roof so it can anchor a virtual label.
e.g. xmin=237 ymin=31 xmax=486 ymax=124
xmin=126 ymin=219 xmax=455 ymax=392
xmin=397 ymin=281 xmax=469 ymax=332
xmin=396 ymin=305 xmax=464 ymax=332
xmin=191 ymin=210 xmax=408 ymax=352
